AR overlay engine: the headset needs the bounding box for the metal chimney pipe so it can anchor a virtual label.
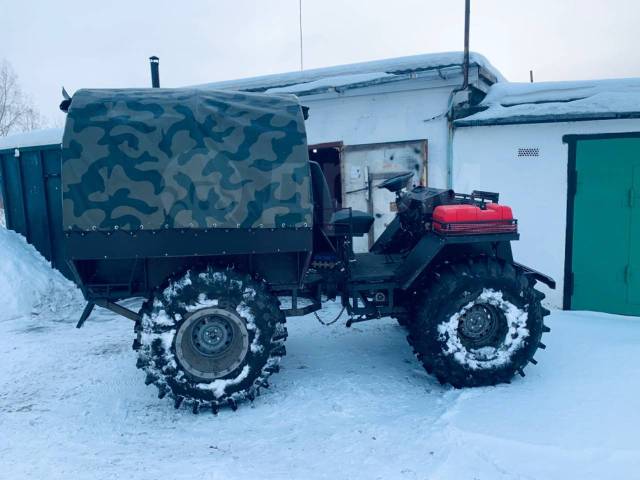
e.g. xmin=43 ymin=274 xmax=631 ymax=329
xmin=149 ymin=56 xmax=160 ymax=88
xmin=462 ymin=0 xmax=470 ymax=89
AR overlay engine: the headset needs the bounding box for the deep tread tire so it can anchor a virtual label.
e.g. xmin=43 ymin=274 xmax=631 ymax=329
xmin=408 ymin=257 xmax=549 ymax=388
xmin=394 ymin=314 xmax=411 ymax=328
xmin=136 ymin=267 xmax=286 ymax=411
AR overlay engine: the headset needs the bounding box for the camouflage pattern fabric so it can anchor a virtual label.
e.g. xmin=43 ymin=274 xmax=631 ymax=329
xmin=61 ymin=88 xmax=312 ymax=231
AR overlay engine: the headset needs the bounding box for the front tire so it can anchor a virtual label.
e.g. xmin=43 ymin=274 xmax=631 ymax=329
xmin=136 ymin=267 xmax=287 ymax=412
xmin=408 ymin=258 xmax=550 ymax=388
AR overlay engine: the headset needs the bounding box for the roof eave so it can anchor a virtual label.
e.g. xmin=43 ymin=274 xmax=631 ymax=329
xmin=271 ymin=63 xmax=491 ymax=97
xmin=454 ymin=111 xmax=640 ymax=127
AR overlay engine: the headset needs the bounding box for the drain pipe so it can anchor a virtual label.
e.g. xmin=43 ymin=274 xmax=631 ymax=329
xmin=446 ymin=0 xmax=471 ymax=189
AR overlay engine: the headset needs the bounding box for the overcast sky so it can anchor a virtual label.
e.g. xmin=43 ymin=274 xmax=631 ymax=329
xmin=2 ymin=0 xmax=639 ymax=124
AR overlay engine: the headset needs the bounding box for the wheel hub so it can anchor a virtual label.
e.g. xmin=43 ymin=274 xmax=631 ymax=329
xmin=458 ymin=304 xmax=503 ymax=348
xmin=175 ymin=307 xmax=249 ymax=381
xmin=191 ymin=316 xmax=234 ymax=356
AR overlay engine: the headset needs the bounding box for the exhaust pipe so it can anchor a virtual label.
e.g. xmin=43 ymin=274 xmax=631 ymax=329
xmin=149 ymin=56 xmax=160 ymax=88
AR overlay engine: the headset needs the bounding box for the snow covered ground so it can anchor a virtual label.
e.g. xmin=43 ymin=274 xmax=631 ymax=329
xmin=1 ymin=295 xmax=639 ymax=479
xmin=1 ymin=225 xmax=639 ymax=479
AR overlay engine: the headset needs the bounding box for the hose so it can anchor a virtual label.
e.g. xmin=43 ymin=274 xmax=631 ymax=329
xmin=314 ymin=305 xmax=346 ymax=326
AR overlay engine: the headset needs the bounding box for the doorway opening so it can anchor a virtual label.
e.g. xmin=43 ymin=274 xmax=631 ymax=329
xmin=309 ymin=143 xmax=342 ymax=209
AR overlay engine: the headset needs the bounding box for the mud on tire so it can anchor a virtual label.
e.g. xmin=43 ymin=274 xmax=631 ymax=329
xmin=408 ymin=257 xmax=550 ymax=388
xmin=136 ymin=267 xmax=287 ymax=412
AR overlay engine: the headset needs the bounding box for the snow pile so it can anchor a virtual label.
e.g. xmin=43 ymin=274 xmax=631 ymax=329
xmin=0 ymin=208 xmax=5 ymax=228
xmin=457 ymin=77 xmax=640 ymax=125
xmin=0 ymin=128 xmax=63 ymax=151
xmin=0 ymin=227 xmax=80 ymax=320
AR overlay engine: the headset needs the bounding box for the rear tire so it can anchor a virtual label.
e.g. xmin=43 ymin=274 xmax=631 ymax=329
xmin=136 ymin=267 xmax=287 ymax=412
xmin=394 ymin=314 xmax=412 ymax=328
xmin=408 ymin=257 xmax=549 ymax=388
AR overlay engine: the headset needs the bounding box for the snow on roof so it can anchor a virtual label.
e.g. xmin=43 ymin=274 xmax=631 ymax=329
xmin=194 ymin=52 xmax=504 ymax=95
xmin=455 ymin=78 xmax=640 ymax=126
xmin=0 ymin=128 xmax=63 ymax=151
xmin=267 ymin=72 xmax=396 ymax=95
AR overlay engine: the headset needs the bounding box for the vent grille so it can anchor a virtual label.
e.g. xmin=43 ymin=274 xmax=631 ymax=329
xmin=518 ymin=147 xmax=540 ymax=157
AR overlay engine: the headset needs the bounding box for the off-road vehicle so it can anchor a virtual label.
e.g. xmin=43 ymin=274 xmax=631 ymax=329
xmin=61 ymin=88 xmax=553 ymax=413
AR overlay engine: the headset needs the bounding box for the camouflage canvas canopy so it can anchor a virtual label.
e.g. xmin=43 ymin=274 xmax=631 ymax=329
xmin=62 ymin=88 xmax=313 ymax=231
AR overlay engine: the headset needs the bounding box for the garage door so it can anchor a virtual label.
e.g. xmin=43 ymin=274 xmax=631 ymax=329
xmin=570 ymin=136 xmax=640 ymax=315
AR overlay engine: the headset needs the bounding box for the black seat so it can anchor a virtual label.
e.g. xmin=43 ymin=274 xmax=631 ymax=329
xmin=330 ymin=209 xmax=374 ymax=237
xmin=309 ymin=161 xmax=374 ymax=237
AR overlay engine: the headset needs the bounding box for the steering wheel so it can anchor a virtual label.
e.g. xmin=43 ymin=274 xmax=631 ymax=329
xmin=377 ymin=171 xmax=414 ymax=193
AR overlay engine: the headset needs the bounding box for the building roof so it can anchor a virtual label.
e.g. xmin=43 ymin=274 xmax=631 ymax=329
xmin=455 ymin=78 xmax=640 ymax=126
xmin=0 ymin=128 xmax=63 ymax=152
xmin=193 ymin=52 xmax=504 ymax=96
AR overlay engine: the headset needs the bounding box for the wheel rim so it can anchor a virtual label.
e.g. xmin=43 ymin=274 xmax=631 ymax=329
xmin=457 ymin=303 xmax=506 ymax=349
xmin=191 ymin=316 xmax=234 ymax=357
xmin=175 ymin=307 xmax=249 ymax=381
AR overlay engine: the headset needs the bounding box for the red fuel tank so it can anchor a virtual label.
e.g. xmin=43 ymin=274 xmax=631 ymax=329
xmin=432 ymin=203 xmax=516 ymax=234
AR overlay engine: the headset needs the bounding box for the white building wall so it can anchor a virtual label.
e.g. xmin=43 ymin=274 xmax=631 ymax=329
xmin=452 ymin=119 xmax=640 ymax=307
xmin=302 ymin=83 xmax=454 ymax=188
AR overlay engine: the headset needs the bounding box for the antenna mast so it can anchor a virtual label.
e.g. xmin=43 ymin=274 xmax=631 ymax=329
xmin=299 ymin=0 xmax=304 ymax=70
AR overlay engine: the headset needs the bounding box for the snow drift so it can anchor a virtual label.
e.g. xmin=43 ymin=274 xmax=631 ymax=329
xmin=0 ymin=226 xmax=81 ymax=320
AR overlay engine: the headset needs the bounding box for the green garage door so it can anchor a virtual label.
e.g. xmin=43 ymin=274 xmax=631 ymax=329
xmin=571 ymin=137 xmax=640 ymax=316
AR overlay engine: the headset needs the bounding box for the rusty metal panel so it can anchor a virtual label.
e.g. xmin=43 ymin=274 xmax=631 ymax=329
xmin=342 ymin=140 xmax=427 ymax=251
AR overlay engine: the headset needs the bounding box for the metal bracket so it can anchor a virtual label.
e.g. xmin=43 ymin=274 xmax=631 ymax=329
xmin=76 ymin=302 xmax=95 ymax=328
xmin=513 ymin=261 xmax=556 ymax=289
xmin=76 ymin=299 xmax=141 ymax=328
xmin=279 ymin=288 xmax=322 ymax=317
xmin=281 ymin=303 xmax=321 ymax=317
xmin=345 ymin=316 xmax=369 ymax=328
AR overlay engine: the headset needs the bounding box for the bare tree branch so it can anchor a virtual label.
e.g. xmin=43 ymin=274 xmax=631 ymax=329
xmin=0 ymin=59 xmax=42 ymax=137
